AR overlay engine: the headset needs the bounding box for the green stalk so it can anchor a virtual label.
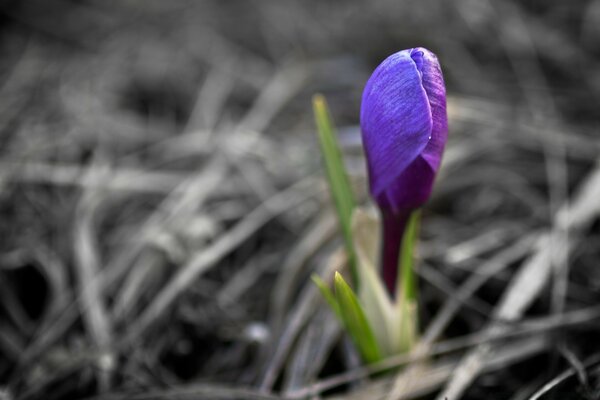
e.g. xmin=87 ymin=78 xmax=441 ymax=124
xmin=398 ymin=210 xmax=420 ymax=302
xmin=312 ymin=94 xmax=358 ymax=287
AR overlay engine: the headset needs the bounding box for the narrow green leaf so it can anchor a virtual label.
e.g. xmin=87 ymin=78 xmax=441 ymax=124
xmin=351 ymin=209 xmax=397 ymax=356
xmin=398 ymin=299 xmax=418 ymax=353
xmin=311 ymin=274 xmax=341 ymax=320
xmin=334 ymin=272 xmax=382 ymax=363
xmin=390 ymin=295 xmax=419 ymax=354
xmin=313 ymin=94 xmax=358 ymax=287
xmin=397 ymin=210 xmax=421 ymax=302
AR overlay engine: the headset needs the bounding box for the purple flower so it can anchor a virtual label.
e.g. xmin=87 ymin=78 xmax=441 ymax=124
xmin=360 ymin=47 xmax=448 ymax=295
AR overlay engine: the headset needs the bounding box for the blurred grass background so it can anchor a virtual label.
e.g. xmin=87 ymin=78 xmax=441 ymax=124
xmin=1 ymin=1 xmax=600 ymax=399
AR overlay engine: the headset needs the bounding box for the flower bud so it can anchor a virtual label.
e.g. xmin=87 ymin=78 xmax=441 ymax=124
xmin=360 ymin=47 xmax=447 ymax=294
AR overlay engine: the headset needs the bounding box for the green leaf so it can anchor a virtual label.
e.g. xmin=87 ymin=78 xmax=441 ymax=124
xmin=311 ymin=274 xmax=341 ymax=320
xmin=334 ymin=272 xmax=382 ymax=363
xmin=389 ymin=210 xmax=420 ymax=353
xmin=397 ymin=210 xmax=421 ymax=302
xmin=313 ymin=94 xmax=358 ymax=287
xmin=351 ymin=209 xmax=397 ymax=356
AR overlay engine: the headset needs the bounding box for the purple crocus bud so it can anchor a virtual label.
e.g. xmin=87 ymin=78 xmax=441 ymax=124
xmin=360 ymin=47 xmax=448 ymax=295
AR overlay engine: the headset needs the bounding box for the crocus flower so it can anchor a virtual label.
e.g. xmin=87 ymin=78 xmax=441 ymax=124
xmin=360 ymin=47 xmax=448 ymax=295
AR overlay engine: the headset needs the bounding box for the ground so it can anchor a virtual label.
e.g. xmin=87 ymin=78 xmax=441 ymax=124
xmin=1 ymin=1 xmax=600 ymax=399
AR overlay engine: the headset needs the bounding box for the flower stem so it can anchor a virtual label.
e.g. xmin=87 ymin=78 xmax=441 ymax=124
xmin=381 ymin=210 xmax=410 ymax=296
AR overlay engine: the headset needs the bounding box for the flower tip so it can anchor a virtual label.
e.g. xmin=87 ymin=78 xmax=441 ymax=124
xmin=409 ymin=48 xmax=425 ymax=73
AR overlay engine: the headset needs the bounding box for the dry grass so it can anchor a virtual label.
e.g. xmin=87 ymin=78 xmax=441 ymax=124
xmin=1 ymin=1 xmax=600 ymax=399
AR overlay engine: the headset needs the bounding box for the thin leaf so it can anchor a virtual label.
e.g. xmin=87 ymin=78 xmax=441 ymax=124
xmin=351 ymin=209 xmax=397 ymax=356
xmin=334 ymin=272 xmax=382 ymax=363
xmin=391 ymin=210 xmax=420 ymax=353
xmin=313 ymin=94 xmax=358 ymax=286
xmin=397 ymin=210 xmax=421 ymax=302
xmin=311 ymin=274 xmax=341 ymax=320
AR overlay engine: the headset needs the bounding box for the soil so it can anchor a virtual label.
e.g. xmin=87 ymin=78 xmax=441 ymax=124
xmin=1 ymin=1 xmax=600 ymax=399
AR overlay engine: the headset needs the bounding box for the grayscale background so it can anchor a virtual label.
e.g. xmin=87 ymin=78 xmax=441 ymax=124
xmin=1 ymin=1 xmax=599 ymax=399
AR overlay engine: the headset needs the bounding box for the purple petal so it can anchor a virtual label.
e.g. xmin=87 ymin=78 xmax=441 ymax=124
xmin=413 ymin=48 xmax=448 ymax=173
xmin=374 ymin=155 xmax=436 ymax=213
xmin=360 ymin=48 xmax=447 ymax=213
xmin=360 ymin=50 xmax=433 ymax=207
